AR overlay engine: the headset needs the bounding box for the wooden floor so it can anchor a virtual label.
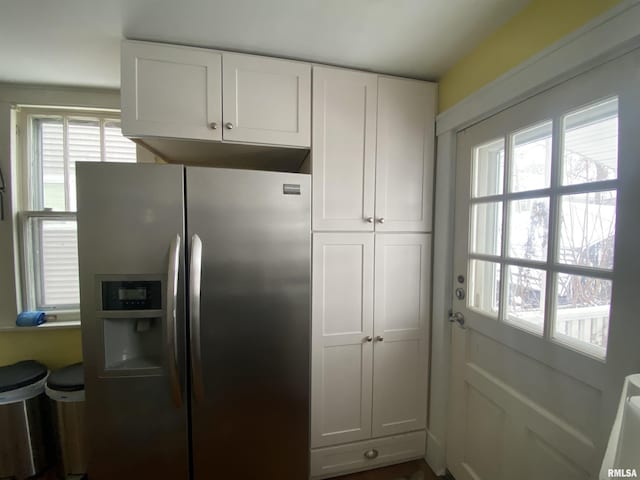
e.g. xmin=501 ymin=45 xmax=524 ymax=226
xmin=36 ymin=460 xmax=438 ymax=480
xmin=334 ymin=460 xmax=439 ymax=480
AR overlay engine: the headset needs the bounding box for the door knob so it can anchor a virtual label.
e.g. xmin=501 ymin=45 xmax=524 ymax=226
xmin=375 ymin=336 xmax=384 ymax=342
xmin=209 ymin=122 xmax=218 ymax=130
xmin=225 ymin=122 xmax=234 ymax=130
xmin=364 ymin=336 xmax=373 ymax=342
xmin=377 ymin=217 xmax=385 ymax=224
xmin=365 ymin=217 xmax=374 ymax=223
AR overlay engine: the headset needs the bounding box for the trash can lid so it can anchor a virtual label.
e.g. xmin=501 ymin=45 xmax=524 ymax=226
xmin=0 ymin=360 xmax=48 ymax=393
xmin=47 ymin=362 xmax=84 ymax=392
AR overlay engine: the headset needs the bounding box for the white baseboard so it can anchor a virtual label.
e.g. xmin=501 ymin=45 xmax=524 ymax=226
xmin=426 ymin=429 xmax=447 ymax=476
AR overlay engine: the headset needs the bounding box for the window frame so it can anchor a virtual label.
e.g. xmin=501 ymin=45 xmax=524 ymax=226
xmin=19 ymin=210 xmax=79 ymax=316
xmin=17 ymin=106 xmax=134 ymax=319
xmin=465 ymin=97 xmax=618 ymax=360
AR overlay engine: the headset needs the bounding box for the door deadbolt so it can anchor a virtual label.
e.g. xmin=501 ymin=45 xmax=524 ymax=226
xmin=449 ymin=311 xmax=465 ymax=328
xmin=455 ymin=287 xmax=466 ymax=300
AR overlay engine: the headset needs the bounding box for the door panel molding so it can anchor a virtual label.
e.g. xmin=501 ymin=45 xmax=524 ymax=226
xmin=311 ymin=233 xmax=374 ymax=447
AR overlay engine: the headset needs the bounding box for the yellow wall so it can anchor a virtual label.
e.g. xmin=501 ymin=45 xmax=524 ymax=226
xmin=439 ymin=0 xmax=624 ymax=112
xmin=0 ymin=328 xmax=82 ymax=369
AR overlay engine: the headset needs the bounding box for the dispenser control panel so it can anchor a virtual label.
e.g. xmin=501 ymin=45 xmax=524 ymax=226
xmin=101 ymin=280 xmax=162 ymax=310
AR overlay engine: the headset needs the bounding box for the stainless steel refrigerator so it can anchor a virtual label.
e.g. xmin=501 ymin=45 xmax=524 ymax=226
xmin=76 ymin=163 xmax=310 ymax=479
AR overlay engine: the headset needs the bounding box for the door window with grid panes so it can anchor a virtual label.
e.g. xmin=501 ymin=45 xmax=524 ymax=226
xmin=466 ymin=98 xmax=618 ymax=358
xmin=20 ymin=109 xmax=137 ymax=314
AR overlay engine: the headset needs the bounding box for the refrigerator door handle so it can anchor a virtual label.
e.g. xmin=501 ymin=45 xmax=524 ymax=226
xmin=189 ymin=234 xmax=205 ymax=402
xmin=167 ymin=234 xmax=183 ymax=408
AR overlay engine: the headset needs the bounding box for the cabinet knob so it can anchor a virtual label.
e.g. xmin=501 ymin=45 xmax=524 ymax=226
xmin=225 ymin=122 xmax=234 ymax=130
xmin=364 ymin=336 xmax=373 ymax=342
xmin=209 ymin=122 xmax=218 ymax=130
xmin=364 ymin=449 xmax=379 ymax=460
xmin=377 ymin=217 xmax=385 ymax=224
xmin=365 ymin=217 xmax=374 ymax=224
xmin=376 ymin=336 xmax=384 ymax=342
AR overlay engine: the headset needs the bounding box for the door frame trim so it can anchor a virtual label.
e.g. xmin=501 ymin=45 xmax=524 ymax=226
xmin=428 ymin=2 xmax=640 ymax=474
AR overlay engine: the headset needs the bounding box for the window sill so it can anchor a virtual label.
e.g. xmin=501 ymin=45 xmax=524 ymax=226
xmin=0 ymin=320 xmax=81 ymax=332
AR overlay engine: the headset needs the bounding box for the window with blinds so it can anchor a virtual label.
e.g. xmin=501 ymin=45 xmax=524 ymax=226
xmin=21 ymin=110 xmax=137 ymax=313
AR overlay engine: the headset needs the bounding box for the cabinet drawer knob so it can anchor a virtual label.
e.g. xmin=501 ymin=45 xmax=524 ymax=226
xmin=364 ymin=449 xmax=379 ymax=460
xmin=225 ymin=122 xmax=234 ymax=130
xmin=377 ymin=217 xmax=385 ymax=224
xmin=365 ymin=217 xmax=374 ymax=223
xmin=209 ymin=122 xmax=218 ymax=130
xmin=376 ymin=336 xmax=384 ymax=342
xmin=364 ymin=336 xmax=373 ymax=342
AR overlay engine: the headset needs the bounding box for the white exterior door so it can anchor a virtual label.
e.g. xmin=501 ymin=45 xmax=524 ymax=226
xmin=312 ymin=67 xmax=377 ymax=232
xmin=222 ymin=53 xmax=311 ymax=147
xmin=447 ymin=49 xmax=640 ymax=480
xmin=375 ymin=77 xmax=436 ymax=233
xmin=311 ymin=233 xmax=374 ymax=447
xmin=121 ymin=41 xmax=222 ymax=141
xmin=372 ymin=234 xmax=430 ymax=437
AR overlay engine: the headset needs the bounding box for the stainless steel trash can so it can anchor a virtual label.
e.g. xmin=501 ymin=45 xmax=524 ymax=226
xmin=0 ymin=360 xmax=50 ymax=480
xmin=45 ymin=363 xmax=87 ymax=479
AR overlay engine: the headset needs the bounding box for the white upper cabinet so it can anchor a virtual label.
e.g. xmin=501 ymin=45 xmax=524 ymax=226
xmin=311 ymin=233 xmax=374 ymax=448
xmin=312 ymin=68 xmax=436 ymax=233
xmin=121 ymin=41 xmax=222 ymax=141
xmin=375 ymin=78 xmax=436 ymax=232
xmin=312 ymin=67 xmax=378 ymax=232
xmin=222 ymin=53 xmax=311 ymax=147
xmin=121 ymin=41 xmax=311 ymax=148
xmin=371 ymin=234 xmax=430 ymax=437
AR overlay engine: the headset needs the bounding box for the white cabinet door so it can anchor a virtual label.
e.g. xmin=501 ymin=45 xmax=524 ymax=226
xmin=311 ymin=233 xmax=374 ymax=448
xmin=222 ymin=53 xmax=311 ymax=147
xmin=312 ymin=67 xmax=377 ymax=232
xmin=372 ymin=234 xmax=431 ymax=437
xmin=375 ymin=77 xmax=436 ymax=232
xmin=121 ymin=41 xmax=222 ymax=141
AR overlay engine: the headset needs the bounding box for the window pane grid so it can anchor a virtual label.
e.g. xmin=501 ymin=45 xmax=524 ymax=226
xmin=28 ymin=111 xmax=137 ymax=214
xmin=470 ymin=252 xmax=615 ymax=280
xmin=23 ymin=109 xmax=136 ymax=312
xmin=467 ymin=97 xmax=618 ymax=358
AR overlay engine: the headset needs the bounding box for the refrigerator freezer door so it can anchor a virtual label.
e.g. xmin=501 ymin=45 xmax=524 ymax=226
xmin=77 ymin=163 xmax=189 ymax=480
xmin=186 ymin=167 xmax=311 ymax=479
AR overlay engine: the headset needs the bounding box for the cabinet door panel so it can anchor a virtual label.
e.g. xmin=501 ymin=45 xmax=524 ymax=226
xmin=312 ymin=233 xmax=374 ymax=447
xmin=372 ymin=234 xmax=431 ymax=437
xmin=375 ymin=77 xmax=435 ymax=232
xmin=222 ymin=53 xmax=310 ymax=147
xmin=121 ymin=41 xmax=222 ymax=141
xmin=313 ymin=67 xmax=377 ymax=231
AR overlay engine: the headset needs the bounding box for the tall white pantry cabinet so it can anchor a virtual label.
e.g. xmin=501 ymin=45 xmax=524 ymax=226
xmin=311 ymin=66 xmax=436 ymax=478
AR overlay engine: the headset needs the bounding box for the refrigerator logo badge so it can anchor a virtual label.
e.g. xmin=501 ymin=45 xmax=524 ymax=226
xmin=283 ymin=184 xmax=301 ymax=195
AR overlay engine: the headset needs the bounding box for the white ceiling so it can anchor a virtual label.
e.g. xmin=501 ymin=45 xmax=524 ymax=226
xmin=0 ymin=0 xmax=530 ymax=89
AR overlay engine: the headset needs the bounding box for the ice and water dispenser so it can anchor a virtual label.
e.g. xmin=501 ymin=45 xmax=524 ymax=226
xmin=99 ymin=279 xmax=164 ymax=372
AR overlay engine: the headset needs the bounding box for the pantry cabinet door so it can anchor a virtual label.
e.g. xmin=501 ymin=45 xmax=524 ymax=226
xmin=121 ymin=41 xmax=222 ymax=141
xmin=311 ymin=233 xmax=374 ymax=447
xmin=372 ymin=234 xmax=431 ymax=437
xmin=222 ymin=53 xmax=311 ymax=147
xmin=375 ymin=77 xmax=436 ymax=232
xmin=312 ymin=67 xmax=377 ymax=232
